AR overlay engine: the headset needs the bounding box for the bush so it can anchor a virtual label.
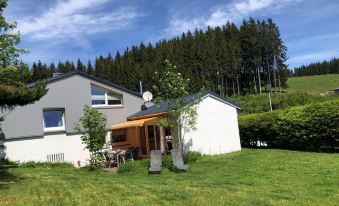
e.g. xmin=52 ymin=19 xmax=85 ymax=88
xmin=184 ymin=151 xmax=202 ymax=163
xmin=19 ymin=161 xmax=75 ymax=168
xmin=75 ymin=105 xmax=107 ymax=171
xmin=238 ymin=111 xmax=281 ymax=147
xmin=239 ymin=100 xmax=339 ymax=151
xmin=231 ymin=92 xmax=338 ymax=114
xmin=0 ymin=158 xmax=17 ymax=168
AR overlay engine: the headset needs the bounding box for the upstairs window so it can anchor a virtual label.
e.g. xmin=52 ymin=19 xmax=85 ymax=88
xmin=43 ymin=109 xmax=65 ymax=132
xmin=91 ymin=85 xmax=122 ymax=106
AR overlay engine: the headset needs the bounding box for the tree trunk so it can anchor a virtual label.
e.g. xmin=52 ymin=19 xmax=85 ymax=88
xmin=273 ymin=69 xmax=277 ymax=93
xmin=232 ymin=80 xmax=236 ymax=96
xmin=258 ymin=66 xmax=262 ymax=94
xmin=221 ymin=74 xmax=224 ymax=97
xmin=278 ymin=71 xmax=282 ymax=93
xmin=253 ymin=75 xmax=257 ymax=94
xmin=268 ymin=66 xmax=272 ymax=91
xmin=236 ymin=76 xmax=240 ymax=95
xmin=225 ymin=76 xmax=228 ymax=97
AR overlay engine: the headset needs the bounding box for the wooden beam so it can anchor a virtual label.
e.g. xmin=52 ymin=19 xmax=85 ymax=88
xmin=127 ymin=112 xmax=167 ymax=121
xmin=145 ymin=125 xmax=149 ymax=156
xmin=154 ymin=126 xmax=157 ymax=150
xmin=160 ymin=127 xmax=166 ymax=154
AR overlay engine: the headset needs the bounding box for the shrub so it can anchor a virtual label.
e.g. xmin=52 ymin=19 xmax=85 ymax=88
xmin=239 ymin=100 xmax=339 ymax=151
xmin=0 ymin=158 xmax=17 ymax=168
xmin=19 ymin=161 xmax=74 ymax=168
xmin=238 ymin=111 xmax=281 ymax=147
xmin=75 ymin=105 xmax=107 ymax=171
xmin=184 ymin=151 xmax=202 ymax=163
xmin=232 ymin=92 xmax=338 ymax=114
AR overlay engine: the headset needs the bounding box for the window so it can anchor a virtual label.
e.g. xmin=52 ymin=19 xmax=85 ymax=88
xmin=43 ymin=109 xmax=65 ymax=132
xmin=91 ymin=85 xmax=122 ymax=106
xmin=111 ymin=129 xmax=127 ymax=143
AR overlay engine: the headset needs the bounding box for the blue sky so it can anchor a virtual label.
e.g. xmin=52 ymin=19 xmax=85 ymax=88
xmin=5 ymin=0 xmax=339 ymax=68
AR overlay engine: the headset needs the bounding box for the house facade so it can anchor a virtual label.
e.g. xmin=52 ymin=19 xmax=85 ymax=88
xmin=1 ymin=72 xmax=144 ymax=166
xmin=110 ymin=92 xmax=242 ymax=156
xmin=1 ymin=72 xmax=241 ymax=166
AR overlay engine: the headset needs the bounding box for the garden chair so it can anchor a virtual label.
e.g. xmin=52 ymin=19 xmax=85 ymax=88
xmin=103 ymin=151 xmax=118 ymax=168
xmin=170 ymin=149 xmax=188 ymax=171
xmin=122 ymin=147 xmax=135 ymax=162
xmin=148 ymin=150 xmax=162 ymax=174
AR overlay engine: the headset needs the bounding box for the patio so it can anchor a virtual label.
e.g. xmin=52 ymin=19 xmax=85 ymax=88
xmin=107 ymin=114 xmax=173 ymax=166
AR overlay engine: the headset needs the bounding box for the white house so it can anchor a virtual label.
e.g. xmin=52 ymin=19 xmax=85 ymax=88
xmin=110 ymin=92 xmax=242 ymax=156
xmin=1 ymin=72 xmax=144 ymax=166
xmin=1 ymin=72 xmax=241 ymax=165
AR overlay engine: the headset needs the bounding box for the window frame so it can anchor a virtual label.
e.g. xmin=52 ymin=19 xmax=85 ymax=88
xmin=91 ymin=84 xmax=123 ymax=108
xmin=43 ymin=109 xmax=66 ymax=133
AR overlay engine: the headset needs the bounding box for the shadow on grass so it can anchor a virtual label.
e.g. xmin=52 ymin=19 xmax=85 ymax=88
xmin=0 ymin=162 xmax=22 ymax=190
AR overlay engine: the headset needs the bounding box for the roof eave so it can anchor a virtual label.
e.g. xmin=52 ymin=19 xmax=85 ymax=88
xmin=27 ymin=71 xmax=142 ymax=98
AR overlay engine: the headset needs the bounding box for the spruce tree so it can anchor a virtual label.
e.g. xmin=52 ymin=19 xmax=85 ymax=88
xmin=87 ymin=60 xmax=94 ymax=75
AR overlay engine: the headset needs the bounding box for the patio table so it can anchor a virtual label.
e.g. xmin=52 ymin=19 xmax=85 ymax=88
xmin=106 ymin=149 xmax=126 ymax=167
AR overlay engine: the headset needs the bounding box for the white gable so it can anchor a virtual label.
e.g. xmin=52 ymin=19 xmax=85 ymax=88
xmin=183 ymin=96 xmax=241 ymax=155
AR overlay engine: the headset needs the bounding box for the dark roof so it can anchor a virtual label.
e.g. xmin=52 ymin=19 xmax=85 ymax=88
xmin=28 ymin=71 xmax=142 ymax=98
xmin=128 ymin=91 xmax=241 ymax=119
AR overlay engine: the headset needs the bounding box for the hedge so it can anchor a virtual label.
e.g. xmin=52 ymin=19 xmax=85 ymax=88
xmin=239 ymin=100 xmax=339 ymax=151
xmin=231 ymin=92 xmax=339 ymax=114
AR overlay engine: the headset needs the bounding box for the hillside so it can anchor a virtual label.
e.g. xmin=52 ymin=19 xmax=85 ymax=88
xmin=286 ymin=74 xmax=339 ymax=94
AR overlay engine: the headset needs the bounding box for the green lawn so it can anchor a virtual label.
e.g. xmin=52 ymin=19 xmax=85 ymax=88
xmin=1 ymin=149 xmax=338 ymax=206
xmin=286 ymin=74 xmax=339 ymax=94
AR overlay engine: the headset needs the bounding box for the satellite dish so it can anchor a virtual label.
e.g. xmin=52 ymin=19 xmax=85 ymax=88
xmin=142 ymin=91 xmax=153 ymax=102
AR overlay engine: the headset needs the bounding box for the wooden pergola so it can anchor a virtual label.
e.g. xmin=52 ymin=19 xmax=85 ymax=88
xmin=110 ymin=113 xmax=170 ymax=157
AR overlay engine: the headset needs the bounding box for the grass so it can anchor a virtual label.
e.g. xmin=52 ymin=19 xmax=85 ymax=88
xmin=286 ymin=74 xmax=339 ymax=94
xmin=0 ymin=149 xmax=338 ymax=206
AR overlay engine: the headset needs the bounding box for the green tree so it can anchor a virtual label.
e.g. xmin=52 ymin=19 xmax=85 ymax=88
xmin=87 ymin=60 xmax=94 ymax=75
xmin=153 ymin=60 xmax=201 ymax=149
xmin=27 ymin=17 xmax=289 ymax=97
xmin=49 ymin=62 xmax=56 ymax=75
xmin=76 ymin=58 xmax=85 ymax=72
xmin=74 ymin=106 xmax=107 ymax=170
xmin=17 ymin=61 xmax=32 ymax=83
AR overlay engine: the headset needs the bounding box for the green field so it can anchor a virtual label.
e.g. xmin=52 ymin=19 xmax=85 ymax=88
xmin=286 ymin=74 xmax=339 ymax=94
xmin=1 ymin=149 xmax=338 ymax=206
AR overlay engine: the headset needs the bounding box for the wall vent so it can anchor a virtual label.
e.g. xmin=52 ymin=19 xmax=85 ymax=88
xmin=47 ymin=153 xmax=64 ymax=162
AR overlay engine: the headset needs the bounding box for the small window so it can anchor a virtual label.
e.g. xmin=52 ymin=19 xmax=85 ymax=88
xmin=91 ymin=85 xmax=122 ymax=106
xmin=43 ymin=109 xmax=65 ymax=132
xmin=111 ymin=129 xmax=127 ymax=143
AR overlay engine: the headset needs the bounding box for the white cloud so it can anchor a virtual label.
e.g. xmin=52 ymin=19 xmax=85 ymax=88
xmin=17 ymin=0 xmax=142 ymax=44
xmin=165 ymin=16 xmax=205 ymax=36
xmin=166 ymin=0 xmax=298 ymax=36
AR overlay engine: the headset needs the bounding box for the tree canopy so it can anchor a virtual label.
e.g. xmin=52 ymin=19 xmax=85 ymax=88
xmin=153 ymin=60 xmax=200 ymax=148
xmin=291 ymin=57 xmax=339 ymax=76
xmin=28 ymin=18 xmax=288 ymax=97
xmin=0 ymin=0 xmax=47 ymax=109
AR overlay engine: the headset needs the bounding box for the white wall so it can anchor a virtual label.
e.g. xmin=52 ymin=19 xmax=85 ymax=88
xmin=183 ymin=96 xmax=241 ymax=155
xmin=4 ymin=132 xmax=111 ymax=166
